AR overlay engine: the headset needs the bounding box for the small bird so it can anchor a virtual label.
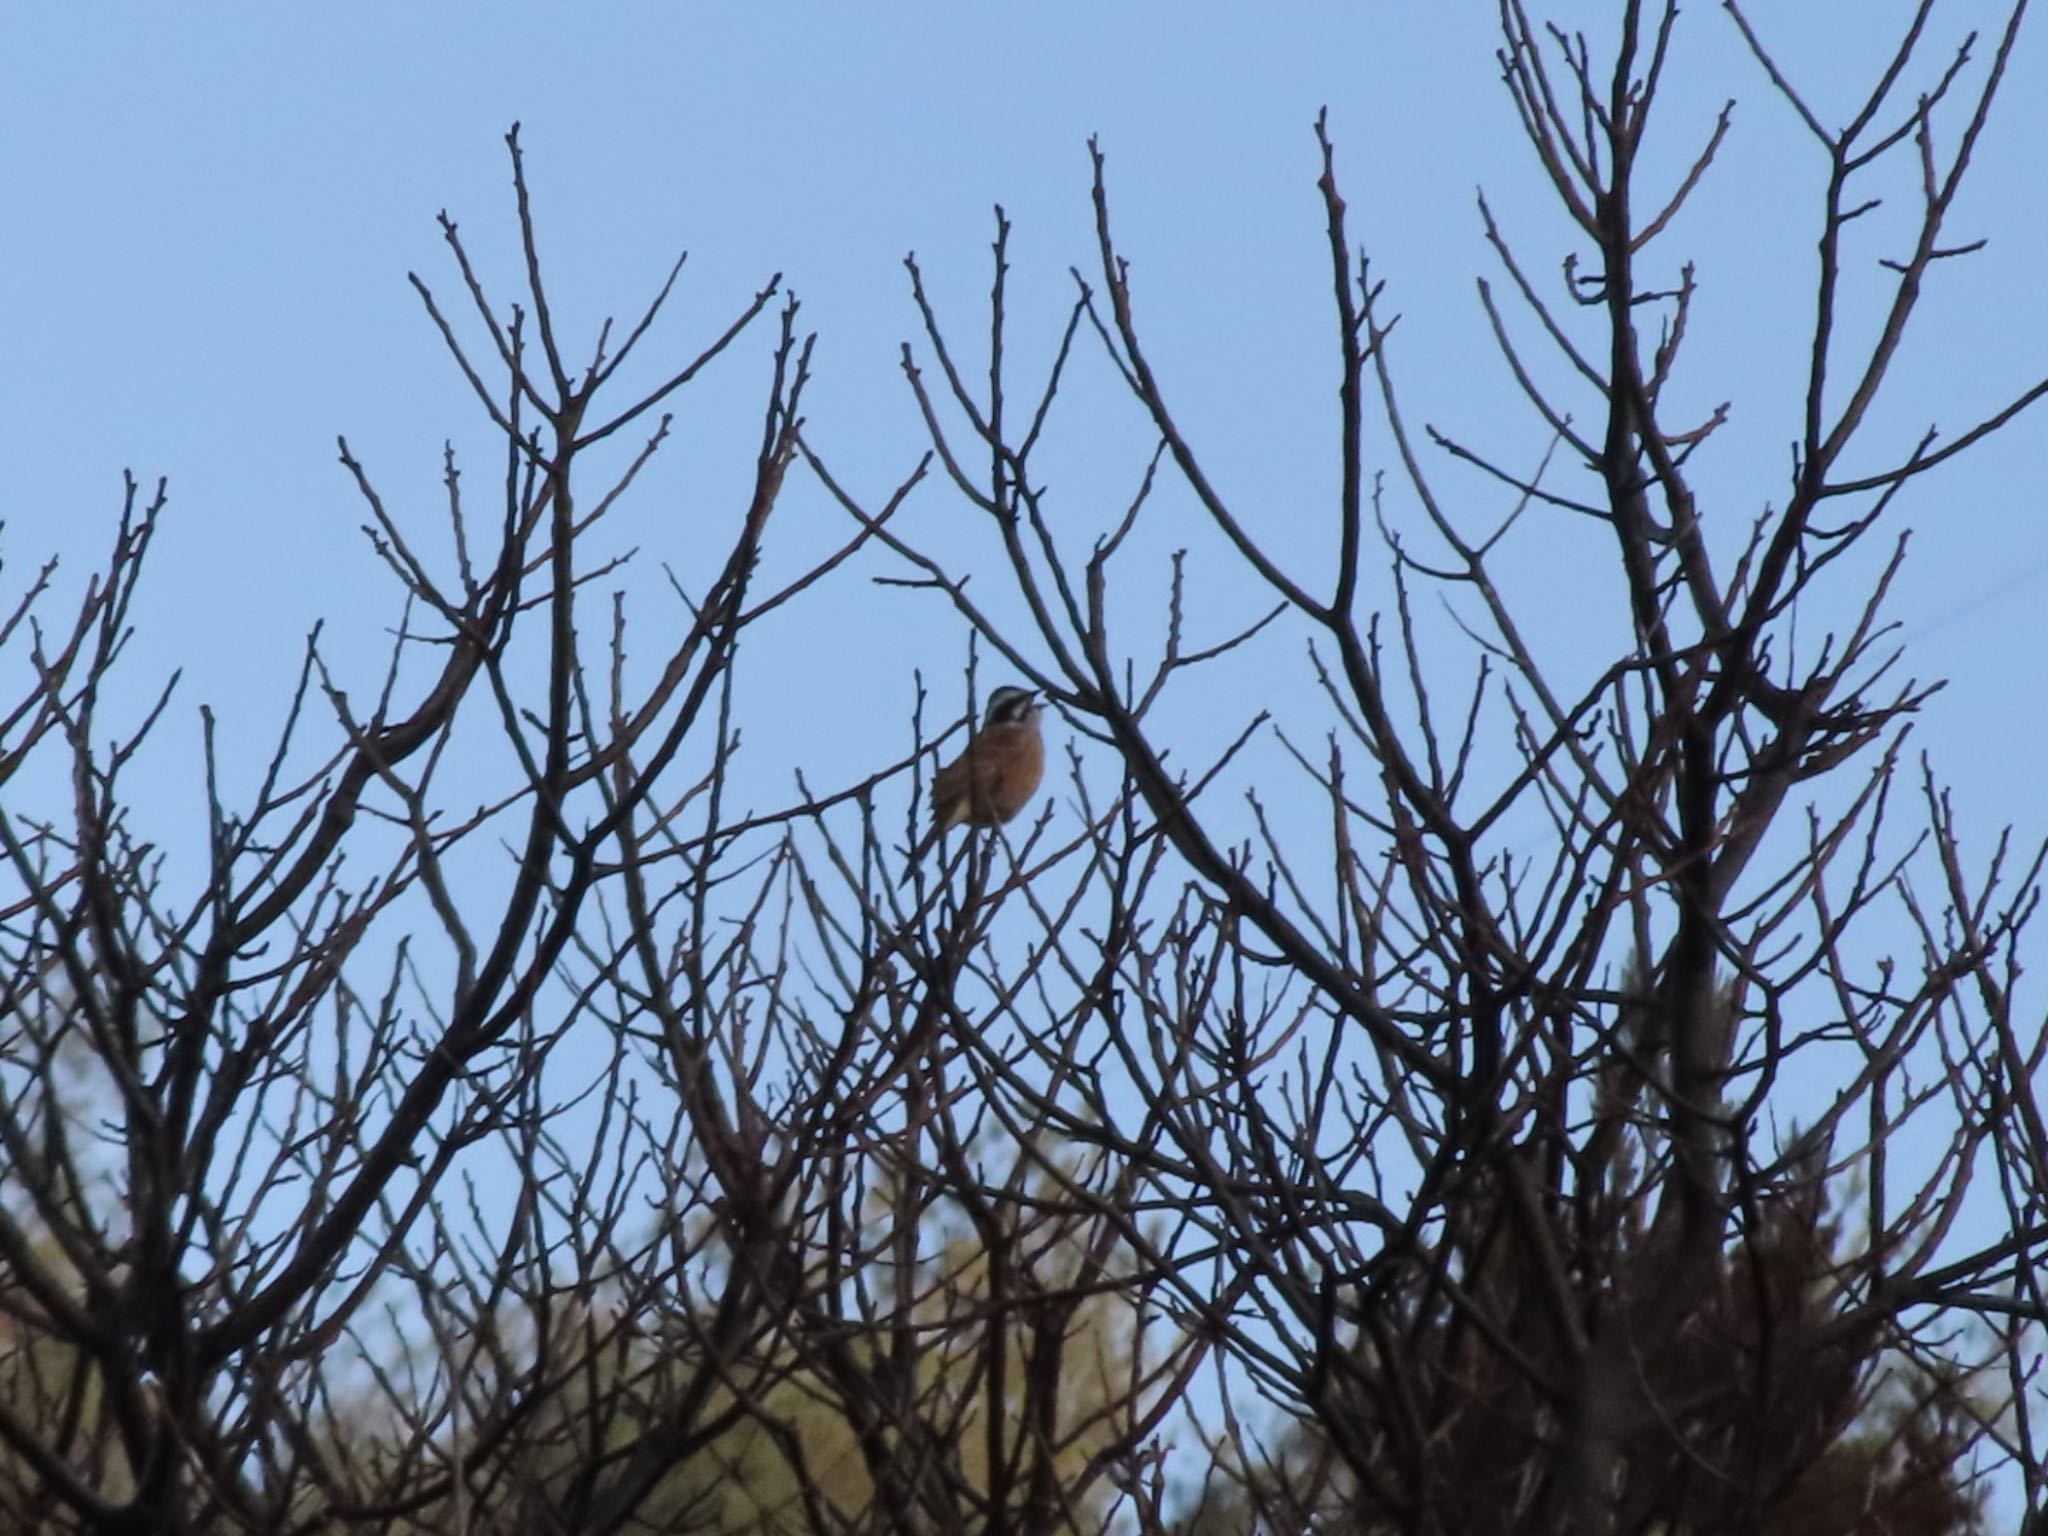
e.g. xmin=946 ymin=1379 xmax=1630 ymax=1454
xmin=908 ymin=685 xmax=1045 ymax=865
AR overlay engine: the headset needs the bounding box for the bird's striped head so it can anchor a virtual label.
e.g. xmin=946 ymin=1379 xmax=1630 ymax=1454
xmin=984 ymin=686 xmax=1039 ymax=726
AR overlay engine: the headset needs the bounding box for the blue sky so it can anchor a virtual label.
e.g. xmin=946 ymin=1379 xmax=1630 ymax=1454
xmin=4 ymin=0 xmax=2046 ymax=1512
xmin=4 ymin=6 xmax=2042 ymax=827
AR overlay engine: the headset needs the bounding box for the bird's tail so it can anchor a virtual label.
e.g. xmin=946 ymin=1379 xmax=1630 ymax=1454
xmin=905 ymin=823 xmax=943 ymax=869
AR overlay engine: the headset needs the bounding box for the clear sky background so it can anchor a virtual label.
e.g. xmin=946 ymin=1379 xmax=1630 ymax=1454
xmin=5 ymin=4 xmax=2043 ymax=826
xmin=3 ymin=0 xmax=2045 ymax=1510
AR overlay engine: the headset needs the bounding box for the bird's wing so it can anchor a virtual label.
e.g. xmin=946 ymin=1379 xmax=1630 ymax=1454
xmin=928 ymin=750 xmax=974 ymax=824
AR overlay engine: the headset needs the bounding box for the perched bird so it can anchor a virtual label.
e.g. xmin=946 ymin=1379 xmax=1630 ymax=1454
xmin=908 ymin=686 xmax=1045 ymax=865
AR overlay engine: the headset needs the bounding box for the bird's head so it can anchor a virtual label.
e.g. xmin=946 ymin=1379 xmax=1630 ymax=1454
xmin=984 ymin=686 xmax=1039 ymax=727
